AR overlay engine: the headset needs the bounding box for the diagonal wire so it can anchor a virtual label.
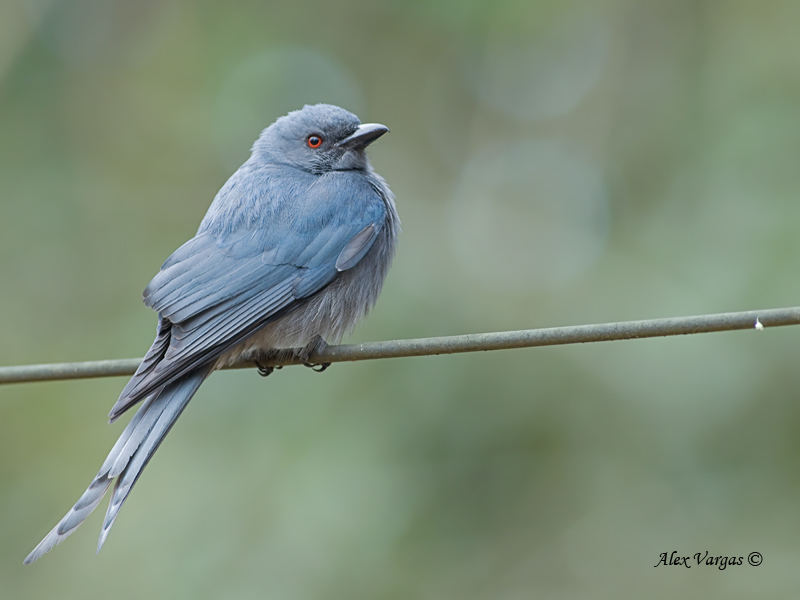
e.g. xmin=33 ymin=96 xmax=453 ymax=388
xmin=1 ymin=306 xmax=798 ymax=385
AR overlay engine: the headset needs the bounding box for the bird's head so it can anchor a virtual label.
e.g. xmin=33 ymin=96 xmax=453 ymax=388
xmin=252 ymin=104 xmax=388 ymax=174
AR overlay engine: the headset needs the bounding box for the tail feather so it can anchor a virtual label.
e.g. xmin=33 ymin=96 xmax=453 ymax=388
xmin=56 ymin=475 xmax=113 ymax=535
xmin=107 ymin=387 xmax=172 ymax=478
xmin=109 ymin=316 xmax=172 ymax=423
xmin=24 ymin=364 xmax=212 ymax=565
xmin=98 ymin=368 xmax=208 ymax=551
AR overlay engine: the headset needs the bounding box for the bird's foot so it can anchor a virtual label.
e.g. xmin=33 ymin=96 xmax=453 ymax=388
xmin=255 ymin=362 xmax=283 ymax=377
xmin=252 ymin=348 xmax=283 ymax=378
xmin=297 ymin=336 xmax=330 ymax=374
xmin=252 ymin=337 xmax=330 ymax=376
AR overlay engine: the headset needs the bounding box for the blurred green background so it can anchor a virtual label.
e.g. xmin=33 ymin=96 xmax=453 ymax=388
xmin=3 ymin=0 xmax=800 ymax=597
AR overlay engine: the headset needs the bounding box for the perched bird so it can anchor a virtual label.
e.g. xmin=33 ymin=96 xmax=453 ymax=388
xmin=25 ymin=104 xmax=399 ymax=564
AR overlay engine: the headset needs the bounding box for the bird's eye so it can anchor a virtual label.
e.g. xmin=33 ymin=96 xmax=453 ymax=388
xmin=307 ymin=135 xmax=323 ymax=149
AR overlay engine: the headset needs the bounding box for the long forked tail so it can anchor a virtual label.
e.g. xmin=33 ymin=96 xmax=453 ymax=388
xmin=24 ymin=364 xmax=213 ymax=565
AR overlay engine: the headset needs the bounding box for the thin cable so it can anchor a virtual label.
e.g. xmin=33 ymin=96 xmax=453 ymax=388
xmin=1 ymin=306 xmax=797 ymax=385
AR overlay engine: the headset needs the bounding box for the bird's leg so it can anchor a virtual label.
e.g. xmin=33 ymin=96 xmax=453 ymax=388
xmin=252 ymin=349 xmax=283 ymax=378
xmin=298 ymin=336 xmax=331 ymax=373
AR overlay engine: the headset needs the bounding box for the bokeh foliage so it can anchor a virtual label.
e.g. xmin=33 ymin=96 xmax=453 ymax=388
xmin=3 ymin=0 xmax=800 ymax=597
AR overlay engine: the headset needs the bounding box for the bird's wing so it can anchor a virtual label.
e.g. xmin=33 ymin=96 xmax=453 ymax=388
xmin=110 ymin=178 xmax=387 ymax=420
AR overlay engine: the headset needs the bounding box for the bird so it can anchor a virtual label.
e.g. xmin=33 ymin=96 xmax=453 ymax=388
xmin=24 ymin=104 xmax=400 ymax=564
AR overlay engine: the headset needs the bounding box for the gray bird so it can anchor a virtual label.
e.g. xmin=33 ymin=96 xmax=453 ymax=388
xmin=24 ymin=104 xmax=399 ymax=564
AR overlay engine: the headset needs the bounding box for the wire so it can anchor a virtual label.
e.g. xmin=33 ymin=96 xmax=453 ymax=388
xmin=1 ymin=306 xmax=797 ymax=385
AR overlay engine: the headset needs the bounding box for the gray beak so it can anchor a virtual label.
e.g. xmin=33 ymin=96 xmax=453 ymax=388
xmin=337 ymin=123 xmax=389 ymax=149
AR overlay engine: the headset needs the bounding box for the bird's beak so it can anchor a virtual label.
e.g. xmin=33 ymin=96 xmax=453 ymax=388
xmin=337 ymin=123 xmax=389 ymax=149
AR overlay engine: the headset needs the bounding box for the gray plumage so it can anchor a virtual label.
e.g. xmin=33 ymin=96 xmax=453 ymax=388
xmin=24 ymin=104 xmax=399 ymax=564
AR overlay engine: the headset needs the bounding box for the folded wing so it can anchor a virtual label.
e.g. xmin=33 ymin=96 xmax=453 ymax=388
xmin=110 ymin=177 xmax=387 ymax=420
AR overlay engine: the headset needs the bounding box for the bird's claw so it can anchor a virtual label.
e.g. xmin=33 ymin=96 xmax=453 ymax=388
xmin=303 ymin=362 xmax=331 ymax=373
xmin=255 ymin=362 xmax=282 ymax=377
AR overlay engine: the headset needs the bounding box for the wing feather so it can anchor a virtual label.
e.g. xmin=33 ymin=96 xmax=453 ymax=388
xmin=336 ymin=223 xmax=378 ymax=271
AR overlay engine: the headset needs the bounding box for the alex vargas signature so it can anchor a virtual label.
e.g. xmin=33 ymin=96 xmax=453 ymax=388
xmin=654 ymin=551 xmax=763 ymax=569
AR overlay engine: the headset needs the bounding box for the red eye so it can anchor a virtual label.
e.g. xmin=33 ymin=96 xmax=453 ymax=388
xmin=307 ymin=135 xmax=323 ymax=148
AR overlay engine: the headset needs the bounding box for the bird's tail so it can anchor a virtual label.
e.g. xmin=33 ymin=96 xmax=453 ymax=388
xmin=24 ymin=364 xmax=213 ymax=565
